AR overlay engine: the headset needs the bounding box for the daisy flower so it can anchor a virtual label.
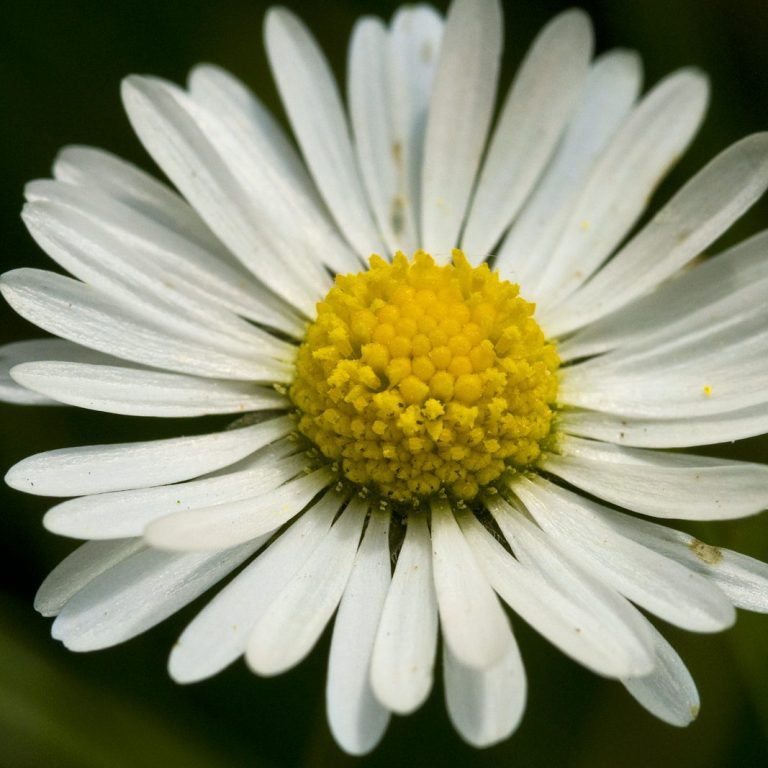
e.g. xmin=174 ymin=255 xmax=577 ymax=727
xmin=3 ymin=0 xmax=768 ymax=755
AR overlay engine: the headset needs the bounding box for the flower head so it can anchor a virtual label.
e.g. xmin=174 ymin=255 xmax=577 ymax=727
xmin=3 ymin=0 xmax=768 ymax=755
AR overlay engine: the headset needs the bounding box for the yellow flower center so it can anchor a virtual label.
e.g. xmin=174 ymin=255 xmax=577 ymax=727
xmin=290 ymin=250 xmax=559 ymax=503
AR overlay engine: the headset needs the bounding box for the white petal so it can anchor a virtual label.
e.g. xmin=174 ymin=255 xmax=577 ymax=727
xmin=6 ymin=416 xmax=292 ymax=497
xmin=121 ymin=76 xmax=321 ymax=314
xmin=622 ymin=619 xmax=699 ymax=727
xmin=532 ymin=69 xmax=709 ymax=311
xmin=558 ymin=404 xmax=768 ymax=449
xmin=371 ymin=514 xmax=438 ymax=714
xmin=512 ymin=476 xmax=736 ymax=632
xmin=188 ymin=65 xmax=361 ymax=275
xmin=0 ymin=268 xmax=291 ymax=382
xmin=264 ymin=8 xmax=383 ymax=258
xmin=497 ymin=49 xmax=642 ymax=286
xmin=0 ymin=339 xmax=115 ymax=406
xmin=541 ymin=434 xmax=768 ymax=520
xmin=560 ymin=347 xmax=768 ymax=419
xmin=144 ymin=467 xmax=333 ymax=551
xmin=546 ymin=132 xmax=768 ymax=335
xmin=34 ymin=538 xmax=144 ymax=617
xmin=24 ymin=184 xmax=303 ymax=342
xmin=327 ymin=510 xmax=391 ymax=756
xmin=459 ymin=510 xmax=652 ymax=678
xmin=53 ymin=145 xmax=225 ymax=255
xmin=387 ymin=5 xmax=444 ymax=250
xmin=558 ymin=229 xmax=768 ymax=361
xmin=420 ymin=0 xmax=503 ymax=256
xmin=463 ymin=9 xmax=593 ymax=256
xmin=53 ymin=541 xmax=261 ymax=651
xmin=597 ymin=510 xmax=768 ymax=614
xmin=442 ymin=634 xmax=526 ymax=749
xmin=245 ymin=497 xmax=367 ymax=676
xmin=45 ymin=448 xmax=303 ymax=540
xmin=430 ymin=497 xmax=510 ymax=669
xmin=11 ymin=361 xmax=287 ymax=418
xmin=348 ymin=17 xmax=415 ymax=256
xmin=155 ymin=80 xmax=333 ymax=297
xmin=168 ymin=489 xmax=341 ymax=683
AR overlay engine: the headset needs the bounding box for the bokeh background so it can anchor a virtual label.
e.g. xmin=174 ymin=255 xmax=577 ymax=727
xmin=2 ymin=0 xmax=768 ymax=766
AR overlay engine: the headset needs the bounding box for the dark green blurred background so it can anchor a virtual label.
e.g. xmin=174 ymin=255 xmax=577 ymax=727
xmin=2 ymin=1 xmax=768 ymax=766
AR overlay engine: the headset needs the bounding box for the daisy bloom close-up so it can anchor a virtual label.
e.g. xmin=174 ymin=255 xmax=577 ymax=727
xmin=2 ymin=0 xmax=768 ymax=762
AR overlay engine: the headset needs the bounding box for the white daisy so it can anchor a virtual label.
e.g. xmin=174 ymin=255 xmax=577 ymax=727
xmin=3 ymin=0 xmax=768 ymax=755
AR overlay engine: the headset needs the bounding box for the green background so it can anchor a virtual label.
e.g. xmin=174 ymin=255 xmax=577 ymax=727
xmin=1 ymin=0 xmax=768 ymax=766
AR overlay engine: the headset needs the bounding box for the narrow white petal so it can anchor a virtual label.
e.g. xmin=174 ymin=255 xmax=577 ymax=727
xmin=153 ymin=81 xmax=332 ymax=296
xmin=558 ymin=404 xmax=768 ymax=449
xmin=371 ymin=514 xmax=438 ymax=714
xmin=497 ymin=49 xmax=642 ymax=286
xmin=598 ymin=510 xmax=768 ymax=614
xmin=546 ymin=132 xmax=768 ymax=335
xmin=30 ymin=173 xmax=303 ymax=335
xmin=430 ymin=498 xmax=510 ymax=669
xmin=53 ymin=541 xmax=261 ymax=651
xmin=246 ymin=498 xmax=367 ymax=676
xmin=463 ymin=9 xmax=593 ymax=256
xmin=0 ymin=269 xmax=291 ymax=382
xmin=443 ymin=634 xmax=526 ymax=749
xmin=512 ymin=477 xmax=736 ymax=632
xmin=53 ymin=145 xmax=225 ymax=255
xmin=327 ymin=510 xmax=391 ymax=756
xmin=169 ymin=490 xmax=341 ymax=683
xmin=6 ymin=416 xmax=292 ymax=497
xmin=45 ymin=448 xmax=303 ymax=540
xmin=23 ymin=192 xmax=299 ymax=353
xmin=420 ymin=0 xmax=503 ymax=256
xmin=0 ymin=376 xmax=54 ymax=405
xmin=532 ymin=69 xmax=709 ymax=310
xmin=622 ymin=619 xmax=699 ymax=727
xmin=264 ymin=8 xmax=383 ymax=258
xmin=485 ymin=494 xmax=653 ymax=677
xmin=388 ymin=5 xmax=444 ymax=249
xmin=559 ymin=229 xmax=768 ymax=361
xmin=460 ymin=511 xmax=651 ymax=678
xmin=34 ymin=538 xmax=144 ymax=617
xmin=144 ymin=467 xmax=333 ymax=551
xmin=349 ymin=18 xmax=399 ymax=255
xmin=121 ymin=76 xmax=320 ymax=314
xmin=188 ymin=64 xmax=362 ymax=275
xmin=1 ymin=339 xmax=116 ymax=406
xmin=560 ymin=347 xmax=768 ymax=419
xmin=11 ymin=361 xmax=287 ymax=418
xmin=541 ymin=435 xmax=768 ymax=520
xmin=348 ymin=17 xmax=415 ymax=256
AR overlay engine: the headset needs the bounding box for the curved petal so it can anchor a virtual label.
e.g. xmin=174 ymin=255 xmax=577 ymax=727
xmin=52 ymin=541 xmax=262 ymax=651
xmin=541 ymin=435 xmax=768 ymax=520
xmin=143 ymin=467 xmax=333 ymax=551
xmin=44 ymin=449 xmax=303 ymax=540
xmin=430 ymin=498 xmax=510 ymax=669
xmin=442 ymin=633 xmax=526 ymax=748
xmin=463 ymin=9 xmax=593 ymax=256
xmin=420 ymin=0 xmax=503 ymax=256
xmin=245 ymin=498 xmax=367 ymax=676
xmin=370 ymin=514 xmax=438 ymax=714
xmin=497 ymin=48 xmax=642 ymax=287
xmin=326 ymin=510 xmax=391 ymax=756
xmin=264 ymin=8 xmax=383 ymax=258
xmin=6 ymin=416 xmax=292 ymax=497
xmin=512 ymin=476 xmax=736 ymax=632
xmin=11 ymin=361 xmax=287 ymax=418
xmin=168 ymin=489 xmax=341 ymax=683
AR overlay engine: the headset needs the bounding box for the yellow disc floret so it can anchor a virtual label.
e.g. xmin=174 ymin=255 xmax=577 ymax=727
xmin=290 ymin=250 xmax=560 ymax=503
